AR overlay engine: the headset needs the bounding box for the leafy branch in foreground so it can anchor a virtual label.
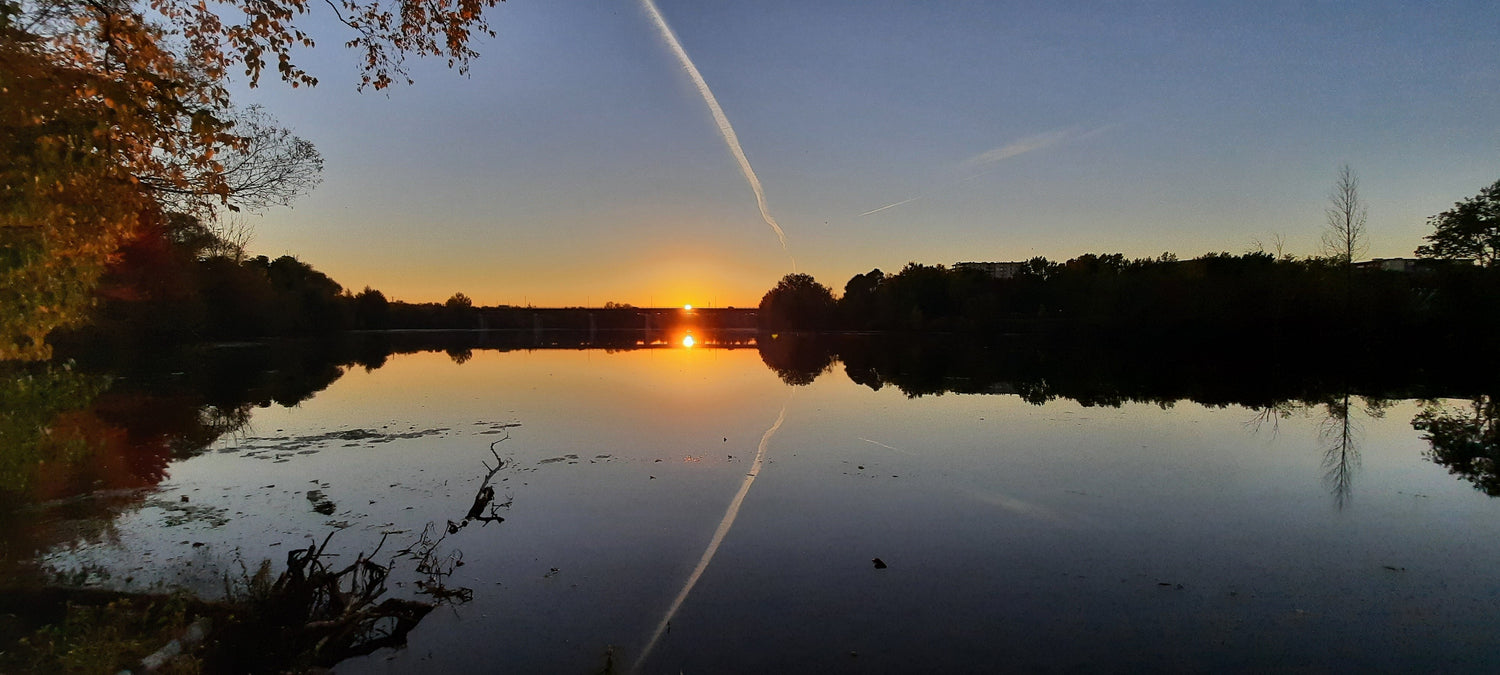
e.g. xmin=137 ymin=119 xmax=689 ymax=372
xmin=2 ymin=0 xmax=503 ymax=359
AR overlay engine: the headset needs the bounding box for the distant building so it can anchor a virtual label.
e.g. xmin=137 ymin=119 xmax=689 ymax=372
xmin=1353 ymin=257 xmax=1470 ymax=273
xmin=955 ymin=261 xmax=1027 ymax=279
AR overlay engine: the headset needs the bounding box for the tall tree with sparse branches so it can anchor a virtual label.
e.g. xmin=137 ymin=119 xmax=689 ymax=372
xmin=1321 ymin=164 xmax=1368 ymax=266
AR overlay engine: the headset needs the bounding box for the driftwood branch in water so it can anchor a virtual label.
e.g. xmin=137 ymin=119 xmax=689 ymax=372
xmin=398 ymin=436 xmax=516 ymax=602
xmin=217 ymin=529 xmax=435 ymax=670
xmin=451 ymin=436 xmax=511 ymax=532
xmin=138 ymin=437 xmax=521 ymax=671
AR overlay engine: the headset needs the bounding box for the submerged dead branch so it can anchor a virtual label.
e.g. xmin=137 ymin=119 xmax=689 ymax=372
xmin=213 ymin=528 xmax=434 ymax=670
xmin=453 ymin=436 xmax=512 ymax=531
xmin=205 ymin=436 xmax=517 ymax=669
xmin=405 ymin=435 xmax=516 ymax=601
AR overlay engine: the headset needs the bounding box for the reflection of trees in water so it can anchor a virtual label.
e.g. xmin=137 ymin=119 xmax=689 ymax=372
xmin=1414 ymin=396 xmax=1500 ymax=496
xmin=1244 ymin=394 xmax=1390 ymax=510
xmin=755 ymin=331 xmax=1500 ymax=501
xmin=0 ymin=364 xmax=249 ymax=578
xmin=757 ymin=334 xmax=835 ymax=386
xmin=0 ymin=364 xmax=112 ymax=496
xmin=1316 ymin=394 xmax=1363 ymax=511
xmin=1244 ymin=401 xmax=1298 ymax=437
xmin=754 ymin=332 xmax=1500 ymax=500
xmin=0 ymin=346 xmax=359 ymax=575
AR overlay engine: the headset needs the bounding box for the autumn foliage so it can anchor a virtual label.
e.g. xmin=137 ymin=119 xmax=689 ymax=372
xmin=1 ymin=0 xmax=502 ymax=359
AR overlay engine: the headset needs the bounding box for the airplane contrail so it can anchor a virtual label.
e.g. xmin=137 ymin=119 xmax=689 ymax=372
xmin=640 ymin=0 xmax=793 ymax=268
xmin=858 ymin=436 xmax=902 ymax=452
xmin=633 ymin=399 xmax=788 ymax=672
xmin=859 ymin=195 xmax=923 ymax=217
xmin=860 ymin=124 xmax=1115 ymax=218
xmin=858 ymin=170 xmax=990 ymax=217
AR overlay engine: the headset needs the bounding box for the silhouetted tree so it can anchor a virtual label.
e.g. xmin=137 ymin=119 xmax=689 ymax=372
xmin=759 ymin=273 xmax=837 ymax=330
xmin=882 ymin=263 xmax=956 ymax=329
xmin=446 ymin=292 xmax=474 ymax=310
xmin=354 ymin=287 xmax=391 ymax=330
xmin=840 ymin=269 xmax=884 ymax=329
xmin=443 ymin=292 xmax=477 ymax=328
xmin=1416 ymin=178 xmax=1500 ymax=266
xmin=1321 ymin=164 xmax=1369 ymax=266
xmin=265 ymin=256 xmax=346 ymax=333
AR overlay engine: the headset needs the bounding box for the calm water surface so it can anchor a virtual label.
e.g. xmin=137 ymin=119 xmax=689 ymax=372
xmin=21 ymin=340 xmax=1500 ymax=673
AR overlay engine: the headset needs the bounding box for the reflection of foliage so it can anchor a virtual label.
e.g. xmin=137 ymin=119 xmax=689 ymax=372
xmin=1414 ymin=396 xmax=1500 ymax=496
xmin=1245 ymin=402 xmax=1299 ymax=437
xmin=811 ymin=333 xmax=1497 ymax=412
xmin=0 ymin=339 xmax=362 ymax=524
xmin=757 ymin=334 xmax=834 ymax=386
xmin=0 ymin=364 xmax=110 ymax=494
xmin=1246 ymin=395 xmax=1393 ymax=510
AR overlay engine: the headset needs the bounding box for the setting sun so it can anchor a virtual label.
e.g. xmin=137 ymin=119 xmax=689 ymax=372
xmin=681 ymin=334 xmax=695 ymax=348
xmin=683 ymin=304 xmax=693 ymax=310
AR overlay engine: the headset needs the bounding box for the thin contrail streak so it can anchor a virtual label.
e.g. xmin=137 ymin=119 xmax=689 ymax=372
xmin=640 ymin=0 xmax=794 ymax=269
xmin=859 ymin=195 xmax=923 ymax=217
xmin=633 ymin=400 xmax=789 ymax=672
xmin=860 ymin=125 xmax=1114 ymax=218
xmin=859 ymin=169 xmax=995 ymax=218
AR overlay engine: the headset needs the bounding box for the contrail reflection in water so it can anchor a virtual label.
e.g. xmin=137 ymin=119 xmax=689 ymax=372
xmin=633 ymin=399 xmax=788 ymax=672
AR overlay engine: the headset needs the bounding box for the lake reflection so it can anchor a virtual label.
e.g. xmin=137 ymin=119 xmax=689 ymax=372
xmin=7 ymin=334 xmax=1500 ymax=672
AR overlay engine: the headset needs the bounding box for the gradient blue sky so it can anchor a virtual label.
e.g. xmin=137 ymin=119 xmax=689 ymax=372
xmin=236 ymin=0 xmax=1499 ymax=307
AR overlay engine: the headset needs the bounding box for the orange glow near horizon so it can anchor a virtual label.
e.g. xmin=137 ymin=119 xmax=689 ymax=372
xmin=682 ymin=334 xmax=696 ymax=348
xmin=318 ymin=251 xmax=775 ymax=309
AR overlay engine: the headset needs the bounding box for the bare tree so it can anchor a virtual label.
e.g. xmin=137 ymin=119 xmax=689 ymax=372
xmin=144 ymin=105 xmax=324 ymax=217
xmin=1321 ymin=164 xmax=1369 ymax=265
xmin=1251 ymin=231 xmax=1290 ymax=260
xmin=211 ymin=216 xmax=257 ymax=262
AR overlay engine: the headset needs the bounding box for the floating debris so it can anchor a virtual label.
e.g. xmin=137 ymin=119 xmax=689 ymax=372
xmin=143 ymin=498 xmax=230 ymax=528
xmin=233 ymin=427 xmax=451 ymax=459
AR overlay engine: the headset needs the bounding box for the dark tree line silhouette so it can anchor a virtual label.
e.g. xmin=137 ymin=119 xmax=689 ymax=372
xmin=45 ymin=215 xmax=766 ymax=356
xmin=761 ymin=176 xmax=1500 ymax=351
xmin=760 ymin=252 xmax=1500 ymax=356
xmin=50 ymin=215 xmax=359 ymax=352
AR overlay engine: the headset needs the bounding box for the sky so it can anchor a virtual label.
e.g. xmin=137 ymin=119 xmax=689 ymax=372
xmin=235 ymin=0 xmax=1500 ymax=308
